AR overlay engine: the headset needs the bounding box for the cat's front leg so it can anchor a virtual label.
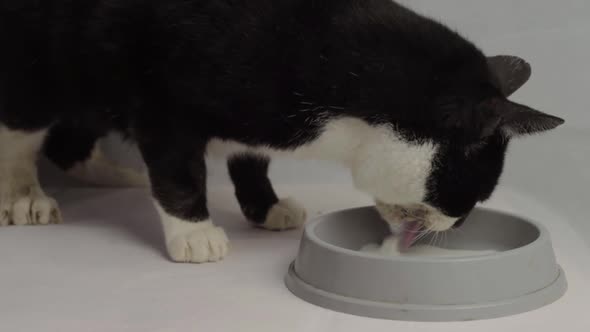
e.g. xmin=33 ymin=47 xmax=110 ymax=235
xmin=0 ymin=125 xmax=62 ymax=226
xmin=138 ymin=137 xmax=228 ymax=263
xmin=228 ymin=154 xmax=306 ymax=230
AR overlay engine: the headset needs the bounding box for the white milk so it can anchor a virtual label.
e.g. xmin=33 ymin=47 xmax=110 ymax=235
xmin=361 ymin=235 xmax=497 ymax=258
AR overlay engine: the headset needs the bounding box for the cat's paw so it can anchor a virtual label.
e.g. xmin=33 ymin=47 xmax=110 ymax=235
xmin=165 ymin=221 xmax=229 ymax=263
xmin=262 ymin=198 xmax=307 ymax=231
xmin=0 ymin=191 xmax=62 ymax=226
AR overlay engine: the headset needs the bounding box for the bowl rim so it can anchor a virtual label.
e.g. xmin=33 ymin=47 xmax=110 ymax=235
xmin=303 ymin=206 xmax=549 ymax=264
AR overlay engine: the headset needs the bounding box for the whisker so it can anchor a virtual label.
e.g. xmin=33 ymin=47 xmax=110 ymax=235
xmin=299 ymin=106 xmax=326 ymax=114
xmin=406 ymin=228 xmax=431 ymax=237
xmin=428 ymin=232 xmax=437 ymax=247
xmin=414 ymin=229 xmax=431 ymax=243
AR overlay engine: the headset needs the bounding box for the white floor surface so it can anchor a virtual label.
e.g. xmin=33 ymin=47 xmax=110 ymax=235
xmin=0 ymin=184 xmax=588 ymax=332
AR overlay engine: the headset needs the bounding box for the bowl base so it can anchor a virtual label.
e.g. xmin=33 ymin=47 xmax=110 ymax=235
xmin=285 ymin=262 xmax=567 ymax=322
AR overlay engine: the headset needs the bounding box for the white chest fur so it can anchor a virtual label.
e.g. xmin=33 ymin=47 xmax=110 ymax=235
xmin=206 ymin=117 xmax=438 ymax=206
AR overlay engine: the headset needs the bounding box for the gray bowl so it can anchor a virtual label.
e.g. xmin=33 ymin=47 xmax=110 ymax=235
xmin=285 ymin=207 xmax=567 ymax=321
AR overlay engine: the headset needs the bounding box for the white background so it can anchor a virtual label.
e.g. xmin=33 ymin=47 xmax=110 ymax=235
xmin=14 ymin=0 xmax=590 ymax=331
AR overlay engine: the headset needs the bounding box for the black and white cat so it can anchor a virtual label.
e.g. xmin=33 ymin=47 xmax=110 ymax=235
xmin=0 ymin=0 xmax=563 ymax=263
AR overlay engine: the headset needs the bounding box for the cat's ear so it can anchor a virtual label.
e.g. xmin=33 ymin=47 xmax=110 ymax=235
xmin=483 ymin=99 xmax=564 ymax=136
xmin=487 ymin=56 xmax=531 ymax=97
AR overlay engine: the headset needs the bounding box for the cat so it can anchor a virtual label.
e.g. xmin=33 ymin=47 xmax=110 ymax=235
xmin=0 ymin=0 xmax=563 ymax=263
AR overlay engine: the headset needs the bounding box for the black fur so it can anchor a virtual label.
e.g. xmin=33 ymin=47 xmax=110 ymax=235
xmin=43 ymin=119 xmax=108 ymax=170
xmin=0 ymin=0 xmax=563 ymax=226
xmin=426 ymin=134 xmax=508 ymax=218
xmin=228 ymin=154 xmax=279 ymax=224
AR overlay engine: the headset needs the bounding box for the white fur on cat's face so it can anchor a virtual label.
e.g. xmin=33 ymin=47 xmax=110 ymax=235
xmin=346 ymin=121 xmax=458 ymax=232
xmin=207 ymin=117 xmax=458 ymax=232
xmin=374 ymin=201 xmax=458 ymax=232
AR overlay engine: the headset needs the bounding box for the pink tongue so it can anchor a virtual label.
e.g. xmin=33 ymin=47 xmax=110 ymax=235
xmin=399 ymin=221 xmax=422 ymax=251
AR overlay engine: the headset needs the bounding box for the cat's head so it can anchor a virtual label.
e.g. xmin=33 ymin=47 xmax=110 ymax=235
xmin=349 ymin=56 xmax=564 ymax=237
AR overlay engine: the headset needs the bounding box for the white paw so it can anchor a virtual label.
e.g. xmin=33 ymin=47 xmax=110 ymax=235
xmin=262 ymin=198 xmax=307 ymax=231
xmin=0 ymin=192 xmax=62 ymax=226
xmin=166 ymin=222 xmax=229 ymax=263
xmin=0 ymin=126 xmax=57 ymax=226
xmin=154 ymin=203 xmax=229 ymax=263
